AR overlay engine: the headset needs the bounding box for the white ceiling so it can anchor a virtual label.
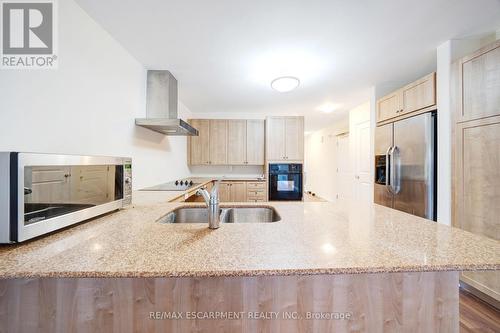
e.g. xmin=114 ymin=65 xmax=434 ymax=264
xmin=76 ymin=0 xmax=500 ymax=130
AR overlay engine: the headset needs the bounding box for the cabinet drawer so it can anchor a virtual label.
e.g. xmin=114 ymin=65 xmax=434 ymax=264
xmin=247 ymin=182 xmax=266 ymax=190
xmin=247 ymin=198 xmax=266 ymax=202
xmin=247 ymin=189 xmax=265 ymax=196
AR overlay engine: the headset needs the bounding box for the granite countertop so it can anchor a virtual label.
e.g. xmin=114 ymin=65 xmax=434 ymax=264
xmin=0 ymin=199 xmax=498 ymax=278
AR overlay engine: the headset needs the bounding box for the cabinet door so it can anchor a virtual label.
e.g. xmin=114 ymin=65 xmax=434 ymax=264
xmin=246 ymin=120 xmax=265 ymax=165
xmin=284 ymin=117 xmax=304 ymax=161
xmin=456 ymin=116 xmax=500 ymax=302
xmin=377 ymin=92 xmax=400 ymax=123
xmin=227 ymin=120 xmax=247 ymax=165
xmin=218 ymin=182 xmax=231 ymax=202
xmin=209 ymin=120 xmax=228 ymax=165
xmin=266 ymin=117 xmax=285 ymax=161
xmin=461 ymin=43 xmax=500 ymax=122
xmin=401 ymin=72 xmax=436 ymax=115
xmin=189 ymin=119 xmax=210 ymax=165
xmin=230 ymin=182 xmax=247 ymax=202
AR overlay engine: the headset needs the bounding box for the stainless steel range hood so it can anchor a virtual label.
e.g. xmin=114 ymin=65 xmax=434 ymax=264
xmin=135 ymin=70 xmax=199 ymax=136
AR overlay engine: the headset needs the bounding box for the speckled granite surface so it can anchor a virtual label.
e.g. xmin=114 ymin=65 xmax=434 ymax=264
xmin=0 ymin=199 xmax=498 ymax=278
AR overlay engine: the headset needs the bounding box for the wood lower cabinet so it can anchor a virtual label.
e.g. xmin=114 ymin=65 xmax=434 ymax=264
xmin=453 ymin=40 xmax=500 ymax=305
xmin=246 ymin=181 xmax=266 ymax=202
xmin=217 ymin=181 xmax=266 ymax=202
xmin=188 ymin=119 xmax=264 ymax=166
xmin=376 ymin=72 xmax=436 ymax=123
xmin=266 ymin=116 xmax=304 ymax=161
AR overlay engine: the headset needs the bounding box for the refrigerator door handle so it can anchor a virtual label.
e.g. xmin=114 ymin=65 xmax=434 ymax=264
xmin=391 ymin=146 xmax=401 ymax=194
xmin=385 ymin=146 xmax=392 ymax=188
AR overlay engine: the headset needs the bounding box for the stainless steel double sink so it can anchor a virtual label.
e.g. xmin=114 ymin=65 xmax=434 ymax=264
xmin=158 ymin=206 xmax=281 ymax=224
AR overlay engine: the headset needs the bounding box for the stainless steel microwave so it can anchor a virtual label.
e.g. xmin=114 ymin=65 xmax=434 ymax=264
xmin=0 ymin=152 xmax=132 ymax=243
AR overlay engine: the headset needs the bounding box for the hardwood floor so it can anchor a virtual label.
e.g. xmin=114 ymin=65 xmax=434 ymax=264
xmin=460 ymin=288 xmax=500 ymax=332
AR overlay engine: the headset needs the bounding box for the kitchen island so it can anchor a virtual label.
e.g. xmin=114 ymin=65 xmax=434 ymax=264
xmin=0 ymin=197 xmax=499 ymax=332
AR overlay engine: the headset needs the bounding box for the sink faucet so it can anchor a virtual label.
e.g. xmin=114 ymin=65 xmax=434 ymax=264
xmin=196 ymin=180 xmax=221 ymax=229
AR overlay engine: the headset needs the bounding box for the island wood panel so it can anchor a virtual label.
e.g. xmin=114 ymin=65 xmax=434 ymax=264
xmin=0 ymin=271 xmax=459 ymax=333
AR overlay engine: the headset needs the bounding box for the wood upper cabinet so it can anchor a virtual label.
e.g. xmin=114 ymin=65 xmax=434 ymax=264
xmin=400 ymin=72 xmax=436 ymax=115
xmin=266 ymin=116 xmax=304 ymax=161
xmin=376 ymin=72 xmax=436 ymax=123
xmin=188 ymin=119 xmax=265 ymax=166
xmin=246 ymin=120 xmax=265 ymax=165
xmin=266 ymin=117 xmax=286 ymax=161
xmin=284 ymin=117 xmax=304 ymax=160
xmin=377 ymin=91 xmax=400 ymax=122
xmin=460 ymin=41 xmax=500 ymax=122
xmin=188 ymin=119 xmax=210 ymax=165
xmin=209 ymin=120 xmax=228 ymax=165
xmin=227 ymin=120 xmax=246 ymax=165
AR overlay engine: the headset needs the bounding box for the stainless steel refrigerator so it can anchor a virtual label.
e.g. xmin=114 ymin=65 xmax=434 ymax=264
xmin=374 ymin=112 xmax=436 ymax=220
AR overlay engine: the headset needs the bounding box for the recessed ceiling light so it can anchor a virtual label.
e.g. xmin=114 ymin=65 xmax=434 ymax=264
xmin=271 ymin=76 xmax=300 ymax=92
xmin=317 ymin=103 xmax=339 ymax=113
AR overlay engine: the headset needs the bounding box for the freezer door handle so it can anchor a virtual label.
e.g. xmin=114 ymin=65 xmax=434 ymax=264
xmin=390 ymin=146 xmax=401 ymax=194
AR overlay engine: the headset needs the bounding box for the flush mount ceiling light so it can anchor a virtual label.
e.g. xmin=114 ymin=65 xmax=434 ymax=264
xmin=271 ymin=76 xmax=300 ymax=92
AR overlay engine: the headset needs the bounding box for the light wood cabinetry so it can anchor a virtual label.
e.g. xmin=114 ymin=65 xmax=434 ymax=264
xmin=188 ymin=119 xmax=265 ymax=166
xmin=188 ymin=119 xmax=210 ymax=165
xmin=460 ymin=43 xmax=500 ymax=122
xmin=217 ymin=180 xmax=266 ymax=202
xmin=266 ymin=116 xmax=304 ymax=161
xmin=227 ymin=120 xmax=246 ymax=165
xmin=209 ymin=120 xmax=228 ymax=165
xmin=246 ymin=120 xmax=265 ymax=165
xmin=452 ymin=40 xmax=500 ymax=305
xmin=376 ymin=72 xmax=436 ymax=123
xmin=246 ymin=181 xmax=266 ymax=202
xmin=230 ymin=182 xmax=247 ymax=202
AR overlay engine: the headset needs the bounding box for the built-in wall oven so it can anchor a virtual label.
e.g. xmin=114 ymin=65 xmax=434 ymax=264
xmin=268 ymin=163 xmax=303 ymax=201
xmin=0 ymin=153 xmax=132 ymax=243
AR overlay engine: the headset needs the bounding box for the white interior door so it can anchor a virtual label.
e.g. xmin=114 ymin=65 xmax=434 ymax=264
xmin=336 ymin=133 xmax=350 ymax=202
xmin=353 ymin=120 xmax=372 ymax=204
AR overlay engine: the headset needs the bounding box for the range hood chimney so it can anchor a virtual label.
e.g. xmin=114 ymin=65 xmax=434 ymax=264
xmin=135 ymin=70 xmax=199 ymax=136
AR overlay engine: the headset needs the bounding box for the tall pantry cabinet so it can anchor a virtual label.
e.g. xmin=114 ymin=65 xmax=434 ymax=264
xmin=452 ymin=39 xmax=500 ymax=305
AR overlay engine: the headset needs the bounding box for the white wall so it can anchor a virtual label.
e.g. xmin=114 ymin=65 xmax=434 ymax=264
xmin=304 ymin=117 xmax=349 ymax=202
xmin=0 ymin=0 xmax=192 ymax=189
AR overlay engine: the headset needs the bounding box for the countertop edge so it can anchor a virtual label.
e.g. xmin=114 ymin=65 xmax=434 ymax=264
xmin=2 ymin=264 xmax=498 ymax=279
